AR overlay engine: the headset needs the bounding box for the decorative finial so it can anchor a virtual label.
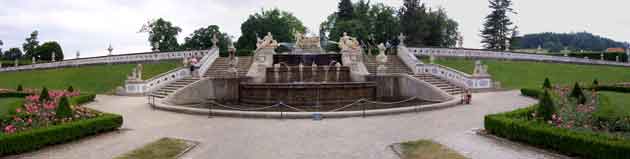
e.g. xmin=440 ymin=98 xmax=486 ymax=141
xmin=107 ymin=43 xmax=114 ymax=56
xmin=211 ymin=33 xmax=219 ymax=48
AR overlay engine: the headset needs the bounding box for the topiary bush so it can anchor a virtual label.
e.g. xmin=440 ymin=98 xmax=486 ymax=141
xmin=39 ymin=87 xmax=50 ymax=102
xmin=55 ymin=96 xmax=73 ymax=119
xmin=593 ymin=79 xmax=599 ymax=87
xmin=520 ymin=88 xmax=542 ymax=99
xmin=537 ymin=90 xmax=555 ymax=121
xmin=67 ymin=86 xmax=74 ymax=92
xmin=543 ymin=78 xmax=552 ymax=89
xmin=16 ymin=85 xmax=23 ymax=92
xmin=570 ymin=82 xmax=586 ymax=104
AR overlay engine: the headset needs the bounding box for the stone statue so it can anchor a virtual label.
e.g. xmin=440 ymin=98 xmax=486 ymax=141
xmin=76 ymin=51 xmax=81 ymax=59
xmin=0 ymin=62 xmax=3 ymax=68
xmin=211 ymin=33 xmax=219 ymax=48
xmin=376 ymin=43 xmax=388 ymax=75
xmin=338 ymin=32 xmax=360 ymax=52
xmin=136 ymin=64 xmax=143 ymax=80
xmin=32 ymin=57 xmax=36 ymax=64
xmin=473 ymin=60 xmax=489 ymax=76
xmin=294 ymin=31 xmax=304 ymax=48
xmin=51 ymin=52 xmax=56 ymax=62
xmin=108 ymin=44 xmax=114 ymax=55
xmin=14 ymin=59 xmax=18 ymax=67
xmin=256 ymin=32 xmax=279 ymax=49
xmin=398 ymin=33 xmax=406 ymax=46
xmin=457 ymin=34 xmax=464 ymax=48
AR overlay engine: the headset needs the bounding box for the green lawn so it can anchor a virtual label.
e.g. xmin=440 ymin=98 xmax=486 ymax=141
xmin=115 ymin=138 xmax=192 ymax=159
xmin=423 ymin=57 xmax=630 ymax=89
xmin=0 ymin=98 xmax=23 ymax=116
xmin=401 ymin=139 xmax=468 ymax=159
xmin=597 ymin=91 xmax=630 ymax=119
xmin=0 ymin=61 xmax=181 ymax=94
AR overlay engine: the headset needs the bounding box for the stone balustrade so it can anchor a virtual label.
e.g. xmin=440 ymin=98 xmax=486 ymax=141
xmin=0 ymin=49 xmax=212 ymax=72
xmin=409 ymin=47 xmax=630 ymax=67
xmin=123 ymin=48 xmax=219 ymax=95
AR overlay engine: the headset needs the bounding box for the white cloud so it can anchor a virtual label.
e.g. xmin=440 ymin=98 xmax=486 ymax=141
xmin=0 ymin=0 xmax=628 ymax=59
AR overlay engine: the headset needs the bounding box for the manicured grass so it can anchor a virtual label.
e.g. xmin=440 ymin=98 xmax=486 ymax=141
xmin=597 ymin=91 xmax=630 ymax=119
xmin=115 ymin=138 xmax=192 ymax=159
xmin=401 ymin=140 xmax=467 ymax=159
xmin=423 ymin=57 xmax=630 ymax=89
xmin=0 ymin=98 xmax=23 ymax=116
xmin=0 ymin=61 xmax=181 ymax=94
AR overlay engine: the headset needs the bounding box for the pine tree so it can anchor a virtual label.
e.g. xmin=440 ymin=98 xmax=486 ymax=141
xmin=481 ymin=0 xmax=516 ymax=50
xmin=67 ymin=86 xmax=74 ymax=92
xmin=537 ymin=90 xmax=555 ymax=121
xmin=22 ymin=30 xmax=40 ymax=59
xmin=569 ymin=82 xmax=586 ymax=104
xmin=337 ymin=0 xmax=354 ymax=20
xmin=16 ymin=84 xmax=23 ymax=92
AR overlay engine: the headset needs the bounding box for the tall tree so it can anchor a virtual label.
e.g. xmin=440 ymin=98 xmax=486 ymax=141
xmin=399 ymin=0 xmax=429 ymax=46
xmin=0 ymin=40 xmax=3 ymax=58
xmin=481 ymin=0 xmax=516 ymax=50
xmin=181 ymin=25 xmax=231 ymax=56
xmin=36 ymin=41 xmax=63 ymax=61
xmin=3 ymin=48 xmax=23 ymax=60
xmin=139 ymin=18 xmax=182 ymax=52
xmin=337 ymin=0 xmax=354 ymax=20
xmin=236 ymin=8 xmax=306 ymax=50
xmin=22 ymin=30 xmax=40 ymax=58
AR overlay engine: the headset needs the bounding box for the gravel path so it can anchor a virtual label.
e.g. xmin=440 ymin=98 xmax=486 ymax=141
xmin=7 ymin=90 xmax=569 ymax=159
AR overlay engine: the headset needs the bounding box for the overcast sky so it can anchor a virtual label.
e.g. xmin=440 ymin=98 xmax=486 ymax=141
xmin=1 ymin=0 xmax=629 ymax=59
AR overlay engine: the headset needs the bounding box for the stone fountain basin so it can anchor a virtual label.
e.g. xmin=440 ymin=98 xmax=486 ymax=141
xmin=239 ymin=82 xmax=377 ymax=108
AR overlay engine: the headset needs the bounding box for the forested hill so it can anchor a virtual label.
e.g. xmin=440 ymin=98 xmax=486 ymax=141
xmin=513 ymin=32 xmax=628 ymax=52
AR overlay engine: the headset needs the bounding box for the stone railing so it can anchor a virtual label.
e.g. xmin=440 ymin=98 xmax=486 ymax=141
xmin=0 ymin=49 xmax=212 ymax=72
xmin=398 ymin=46 xmax=493 ymax=89
xmin=123 ymin=48 xmax=219 ymax=95
xmin=417 ymin=64 xmax=492 ymax=89
xmin=409 ymin=47 xmax=630 ymax=67
xmin=196 ymin=47 xmax=220 ymax=76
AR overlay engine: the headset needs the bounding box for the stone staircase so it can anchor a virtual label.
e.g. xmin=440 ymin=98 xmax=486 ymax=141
xmin=149 ymin=56 xmax=254 ymax=99
xmin=204 ymin=57 xmax=253 ymax=78
xmin=364 ymin=55 xmax=413 ymax=74
xmin=150 ymin=77 xmax=201 ymax=99
xmin=414 ymin=74 xmax=464 ymax=95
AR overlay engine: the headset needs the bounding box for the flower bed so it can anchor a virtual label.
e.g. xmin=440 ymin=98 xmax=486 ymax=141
xmin=487 ymin=83 xmax=630 ymax=159
xmin=485 ymin=106 xmax=630 ymax=159
xmin=0 ymin=89 xmax=122 ymax=156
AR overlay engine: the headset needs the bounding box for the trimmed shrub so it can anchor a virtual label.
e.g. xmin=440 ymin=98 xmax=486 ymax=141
xmin=16 ymin=85 xmax=23 ymax=92
xmin=69 ymin=94 xmax=96 ymax=106
xmin=67 ymin=86 xmax=74 ymax=92
xmin=0 ymin=113 xmax=123 ymax=156
xmin=520 ymin=88 xmax=542 ymax=99
xmin=543 ymin=78 xmax=552 ymax=89
xmin=593 ymin=79 xmax=599 ymax=87
xmin=593 ymin=85 xmax=630 ymax=93
xmin=485 ymin=107 xmax=630 ymax=159
xmin=537 ymin=90 xmax=555 ymax=121
xmin=55 ymin=96 xmax=72 ymax=118
xmin=570 ymin=82 xmax=586 ymax=104
xmin=39 ymin=87 xmax=50 ymax=102
xmin=0 ymin=92 xmax=31 ymax=98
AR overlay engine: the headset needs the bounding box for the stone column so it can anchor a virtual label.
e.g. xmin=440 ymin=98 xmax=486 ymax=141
xmin=601 ymin=53 xmax=604 ymax=61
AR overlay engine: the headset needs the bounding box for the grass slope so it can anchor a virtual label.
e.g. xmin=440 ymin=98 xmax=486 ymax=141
xmin=0 ymin=61 xmax=181 ymax=94
xmin=0 ymin=98 xmax=23 ymax=116
xmin=424 ymin=57 xmax=630 ymax=89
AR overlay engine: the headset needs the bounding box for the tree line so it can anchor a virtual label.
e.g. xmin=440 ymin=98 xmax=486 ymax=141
xmin=512 ymin=32 xmax=628 ymax=52
xmin=0 ymin=31 xmax=63 ymax=61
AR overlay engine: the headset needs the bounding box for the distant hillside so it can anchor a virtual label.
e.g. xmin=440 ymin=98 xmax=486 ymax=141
xmin=513 ymin=32 xmax=628 ymax=52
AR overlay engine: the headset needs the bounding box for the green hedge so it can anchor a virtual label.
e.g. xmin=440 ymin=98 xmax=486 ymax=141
xmin=0 ymin=113 xmax=123 ymax=156
xmin=593 ymin=85 xmax=630 ymax=93
xmin=0 ymin=92 xmax=31 ymax=98
xmin=69 ymin=94 xmax=96 ymax=106
xmin=485 ymin=106 xmax=630 ymax=159
xmin=520 ymin=88 xmax=543 ymax=98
